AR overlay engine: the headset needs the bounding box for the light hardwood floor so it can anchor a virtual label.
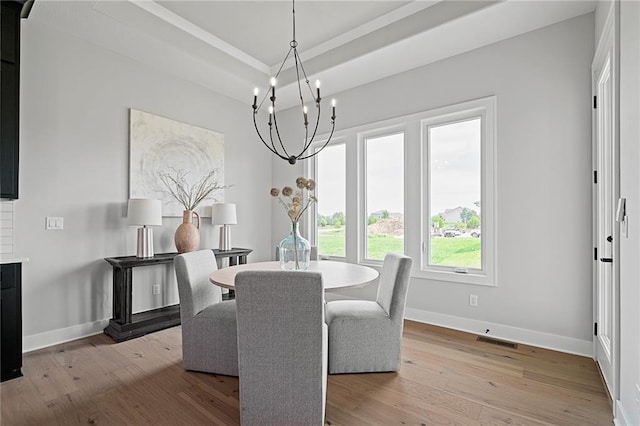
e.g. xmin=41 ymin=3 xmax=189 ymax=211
xmin=1 ymin=321 xmax=612 ymax=425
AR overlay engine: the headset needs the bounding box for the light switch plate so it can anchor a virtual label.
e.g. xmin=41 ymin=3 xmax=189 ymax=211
xmin=46 ymin=217 xmax=64 ymax=230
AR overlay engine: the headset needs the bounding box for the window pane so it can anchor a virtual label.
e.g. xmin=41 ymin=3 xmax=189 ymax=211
xmin=429 ymin=118 xmax=481 ymax=269
xmin=365 ymin=133 xmax=404 ymax=260
xmin=316 ymin=144 xmax=346 ymax=257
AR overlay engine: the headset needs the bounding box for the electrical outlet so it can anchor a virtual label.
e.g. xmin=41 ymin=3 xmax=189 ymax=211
xmin=152 ymin=284 xmax=161 ymax=295
xmin=469 ymin=294 xmax=479 ymax=307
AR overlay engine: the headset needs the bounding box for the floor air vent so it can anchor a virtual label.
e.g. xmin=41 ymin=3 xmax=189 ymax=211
xmin=476 ymin=336 xmax=519 ymax=349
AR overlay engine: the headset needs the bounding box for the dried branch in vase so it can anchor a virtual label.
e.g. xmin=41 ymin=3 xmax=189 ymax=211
xmin=158 ymin=168 xmax=231 ymax=211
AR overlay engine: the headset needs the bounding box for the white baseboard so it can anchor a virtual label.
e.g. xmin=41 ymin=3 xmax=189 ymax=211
xmin=23 ymin=319 xmax=110 ymax=353
xmin=23 ymin=308 xmax=593 ymax=359
xmin=405 ymin=308 xmax=593 ymax=357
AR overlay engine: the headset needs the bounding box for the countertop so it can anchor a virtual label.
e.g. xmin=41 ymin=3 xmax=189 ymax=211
xmin=0 ymin=256 xmax=29 ymax=264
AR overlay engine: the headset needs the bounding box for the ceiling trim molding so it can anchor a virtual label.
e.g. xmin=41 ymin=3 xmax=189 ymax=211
xmin=129 ymin=0 xmax=270 ymax=74
xmin=271 ymin=0 xmax=440 ymax=75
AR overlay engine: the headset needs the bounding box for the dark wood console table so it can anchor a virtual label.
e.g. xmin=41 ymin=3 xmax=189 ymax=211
xmin=103 ymin=248 xmax=252 ymax=342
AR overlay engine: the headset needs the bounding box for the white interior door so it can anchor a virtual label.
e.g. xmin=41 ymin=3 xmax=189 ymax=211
xmin=592 ymin=15 xmax=618 ymax=403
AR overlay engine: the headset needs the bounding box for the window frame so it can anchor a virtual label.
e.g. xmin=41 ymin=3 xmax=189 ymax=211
xmin=419 ymin=96 xmax=497 ymax=286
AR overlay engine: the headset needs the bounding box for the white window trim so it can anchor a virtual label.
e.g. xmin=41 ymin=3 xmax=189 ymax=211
xmin=419 ymin=96 xmax=497 ymax=286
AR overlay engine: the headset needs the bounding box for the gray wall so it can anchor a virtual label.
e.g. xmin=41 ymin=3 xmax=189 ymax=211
xmin=17 ymin=15 xmax=272 ymax=348
xmin=274 ymin=13 xmax=596 ymax=353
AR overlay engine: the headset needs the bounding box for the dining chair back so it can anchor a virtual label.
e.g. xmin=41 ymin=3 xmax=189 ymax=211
xmin=325 ymin=253 xmax=412 ymax=374
xmin=235 ymin=270 xmax=327 ymax=425
xmin=174 ymin=249 xmax=238 ymax=376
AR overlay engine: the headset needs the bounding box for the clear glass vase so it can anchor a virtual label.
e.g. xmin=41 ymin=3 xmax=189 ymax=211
xmin=279 ymin=221 xmax=311 ymax=270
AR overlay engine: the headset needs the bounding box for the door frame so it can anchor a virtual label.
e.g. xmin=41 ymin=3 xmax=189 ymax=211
xmin=591 ymin=2 xmax=620 ymax=409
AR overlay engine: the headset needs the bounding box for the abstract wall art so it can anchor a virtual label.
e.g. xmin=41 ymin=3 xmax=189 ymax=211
xmin=129 ymin=109 xmax=225 ymax=217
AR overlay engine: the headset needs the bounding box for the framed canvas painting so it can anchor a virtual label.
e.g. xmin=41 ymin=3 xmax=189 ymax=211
xmin=129 ymin=109 xmax=225 ymax=217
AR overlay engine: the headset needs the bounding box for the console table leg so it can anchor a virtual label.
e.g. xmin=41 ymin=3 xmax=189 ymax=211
xmin=113 ymin=267 xmax=133 ymax=324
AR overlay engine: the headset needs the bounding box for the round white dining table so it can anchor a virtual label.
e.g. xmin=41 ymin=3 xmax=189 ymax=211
xmin=209 ymin=260 xmax=379 ymax=291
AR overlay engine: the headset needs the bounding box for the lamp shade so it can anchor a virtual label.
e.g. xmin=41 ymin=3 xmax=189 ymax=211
xmin=127 ymin=199 xmax=162 ymax=226
xmin=211 ymin=203 xmax=237 ymax=225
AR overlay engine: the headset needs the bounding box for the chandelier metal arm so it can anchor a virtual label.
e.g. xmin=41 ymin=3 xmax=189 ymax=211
xmin=271 ymin=112 xmax=291 ymax=159
xmin=294 ymin=48 xmax=317 ymax=102
xmin=274 ymin=46 xmax=294 ymax=81
xmin=298 ymin=120 xmax=336 ymax=161
xmin=293 ymin=50 xmax=306 ymax=107
xmin=267 ymin=120 xmax=283 ymax=158
xmin=253 ymin=111 xmax=290 ymax=162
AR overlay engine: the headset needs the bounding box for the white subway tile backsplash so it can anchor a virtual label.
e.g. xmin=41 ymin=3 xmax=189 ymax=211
xmin=0 ymin=201 xmax=14 ymax=255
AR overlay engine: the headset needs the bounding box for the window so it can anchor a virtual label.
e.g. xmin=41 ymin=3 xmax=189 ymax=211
xmin=421 ymin=97 xmax=496 ymax=286
xmin=314 ymin=142 xmax=346 ymax=258
xmin=428 ymin=119 xmax=481 ymax=268
xmin=364 ymin=132 xmax=404 ymax=261
xmin=307 ymin=96 xmax=495 ymax=285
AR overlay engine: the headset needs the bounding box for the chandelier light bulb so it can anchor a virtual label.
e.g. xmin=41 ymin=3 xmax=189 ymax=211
xmin=270 ymin=77 xmax=277 ymax=99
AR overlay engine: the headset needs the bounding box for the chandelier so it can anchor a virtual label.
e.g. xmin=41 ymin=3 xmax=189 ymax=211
xmin=252 ymin=0 xmax=336 ymax=165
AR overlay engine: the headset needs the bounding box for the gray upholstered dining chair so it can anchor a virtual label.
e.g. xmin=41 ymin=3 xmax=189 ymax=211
xmin=174 ymin=249 xmax=238 ymax=376
xmin=275 ymin=245 xmax=318 ymax=261
xmin=234 ymin=270 xmax=327 ymax=425
xmin=325 ymin=253 xmax=412 ymax=374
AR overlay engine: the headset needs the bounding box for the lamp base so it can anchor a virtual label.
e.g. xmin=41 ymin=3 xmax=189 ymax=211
xmin=137 ymin=227 xmax=154 ymax=258
xmin=219 ymin=225 xmax=231 ymax=251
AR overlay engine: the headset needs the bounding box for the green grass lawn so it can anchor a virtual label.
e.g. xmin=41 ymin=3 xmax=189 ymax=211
xmin=430 ymin=237 xmax=481 ymax=268
xmin=318 ymin=227 xmax=481 ymax=267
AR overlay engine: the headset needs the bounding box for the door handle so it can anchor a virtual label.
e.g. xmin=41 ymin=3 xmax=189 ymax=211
xmin=600 ymin=257 xmax=613 ymax=263
xmin=607 ymin=235 xmax=613 ymax=243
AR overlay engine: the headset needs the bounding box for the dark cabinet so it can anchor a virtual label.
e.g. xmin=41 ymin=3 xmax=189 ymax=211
xmin=1 ymin=263 xmax=23 ymax=382
xmin=1 ymin=1 xmax=23 ymax=199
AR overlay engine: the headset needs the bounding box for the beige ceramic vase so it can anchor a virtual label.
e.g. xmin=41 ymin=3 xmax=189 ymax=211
xmin=175 ymin=210 xmax=200 ymax=253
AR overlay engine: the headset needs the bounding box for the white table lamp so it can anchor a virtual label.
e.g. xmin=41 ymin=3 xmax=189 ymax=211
xmin=211 ymin=203 xmax=237 ymax=251
xmin=128 ymin=199 xmax=162 ymax=258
